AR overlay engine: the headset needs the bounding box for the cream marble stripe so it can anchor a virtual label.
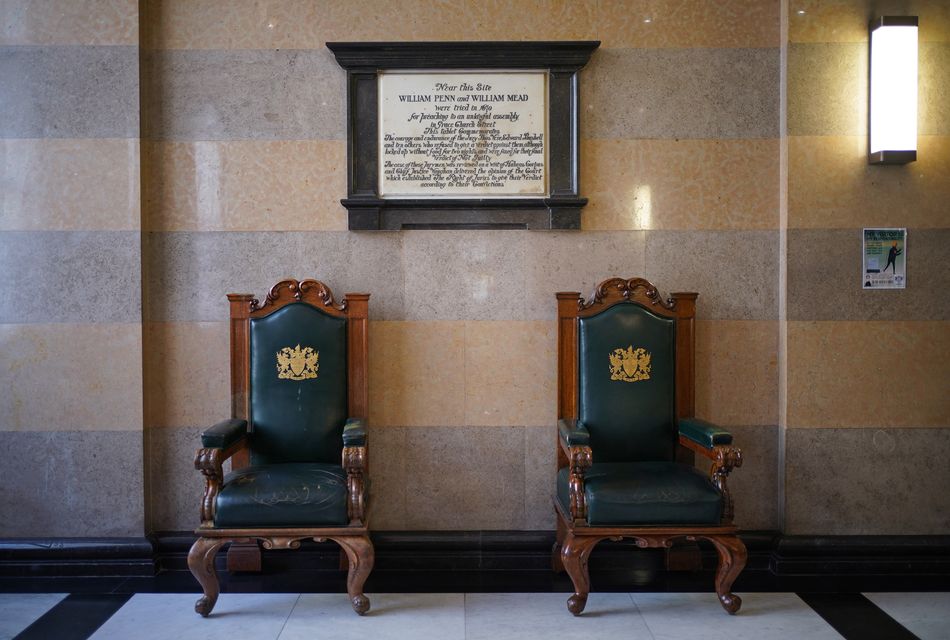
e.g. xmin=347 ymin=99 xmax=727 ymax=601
xmin=142 ymin=140 xmax=345 ymax=232
xmin=788 ymin=135 xmax=950 ymax=229
xmin=1 ymin=138 xmax=141 ymax=231
xmin=147 ymin=319 xmax=775 ymax=430
xmin=142 ymin=0 xmax=778 ymax=51
xmin=0 ymin=323 xmax=144 ymax=431
xmin=0 ymin=0 xmax=138 ymax=46
xmin=786 ymin=321 xmax=950 ymax=429
xmin=788 ymin=0 xmax=950 ymax=44
xmin=581 ymin=138 xmax=780 ymax=230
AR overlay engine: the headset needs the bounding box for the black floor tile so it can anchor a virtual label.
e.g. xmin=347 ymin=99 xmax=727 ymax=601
xmin=13 ymin=593 xmax=132 ymax=640
xmin=798 ymin=592 xmax=921 ymax=640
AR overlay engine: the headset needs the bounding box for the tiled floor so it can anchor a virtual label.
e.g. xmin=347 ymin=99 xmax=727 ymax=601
xmin=7 ymin=590 xmax=950 ymax=640
xmin=864 ymin=592 xmax=950 ymax=640
xmin=0 ymin=593 xmax=66 ymax=639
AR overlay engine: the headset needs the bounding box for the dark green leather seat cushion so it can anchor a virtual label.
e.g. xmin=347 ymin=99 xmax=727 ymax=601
xmin=249 ymin=303 xmax=347 ymax=465
xmin=578 ymin=303 xmax=676 ymax=463
xmin=214 ymin=463 xmax=348 ymax=527
xmin=557 ymin=462 xmax=722 ymax=525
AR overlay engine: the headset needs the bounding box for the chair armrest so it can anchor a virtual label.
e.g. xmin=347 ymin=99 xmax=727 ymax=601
xmin=200 ymin=419 xmax=248 ymax=449
xmin=195 ymin=419 xmax=248 ymax=527
xmin=558 ymin=418 xmax=590 ymax=447
xmin=342 ymin=417 xmax=367 ymax=447
xmin=557 ymin=419 xmax=592 ymax=524
xmin=342 ymin=418 xmax=368 ymax=525
xmin=678 ymin=417 xmax=733 ymax=449
xmin=677 ymin=417 xmax=743 ymax=525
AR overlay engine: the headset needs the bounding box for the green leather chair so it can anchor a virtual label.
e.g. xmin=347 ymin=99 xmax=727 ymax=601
xmin=553 ymin=277 xmax=746 ymax=615
xmin=187 ymin=279 xmax=374 ymax=616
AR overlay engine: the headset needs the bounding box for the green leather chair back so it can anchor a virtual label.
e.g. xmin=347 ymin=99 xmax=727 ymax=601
xmin=248 ymin=302 xmax=347 ymax=465
xmin=578 ymin=302 xmax=676 ymax=462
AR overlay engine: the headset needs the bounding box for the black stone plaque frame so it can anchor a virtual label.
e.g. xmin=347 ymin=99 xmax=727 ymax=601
xmin=327 ymin=41 xmax=600 ymax=230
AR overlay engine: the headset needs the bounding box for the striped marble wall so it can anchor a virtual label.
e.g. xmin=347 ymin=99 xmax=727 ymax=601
xmin=0 ymin=0 xmax=144 ymax=536
xmin=14 ymin=1 xmax=944 ymax=540
xmin=783 ymin=0 xmax=950 ymax=534
xmin=140 ymin=0 xmax=782 ymax=533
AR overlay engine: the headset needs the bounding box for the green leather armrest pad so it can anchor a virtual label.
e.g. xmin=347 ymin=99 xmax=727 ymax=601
xmin=558 ymin=418 xmax=590 ymax=447
xmin=678 ymin=417 xmax=733 ymax=448
xmin=201 ymin=419 xmax=248 ymax=449
xmin=342 ymin=417 xmax=367 ymax=447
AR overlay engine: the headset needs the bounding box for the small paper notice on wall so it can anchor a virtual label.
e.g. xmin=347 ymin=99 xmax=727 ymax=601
xmin=863 ymin=228 xmax=907 ymax=289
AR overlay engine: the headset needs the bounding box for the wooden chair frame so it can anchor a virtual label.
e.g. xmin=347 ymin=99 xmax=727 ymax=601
xmin=188 ymin=279 xmax=374 ymax=616
xmin=553 ymin=277 xmax=746 ymax=615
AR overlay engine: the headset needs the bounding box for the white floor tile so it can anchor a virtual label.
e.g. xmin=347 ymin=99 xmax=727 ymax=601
xmin=277 ymin=593 xmax=465 ymax=640
xmin=88 ymin=593 xmax=300 ymax=640
xmin=464 ymin=592 xmax=655 ymax=640
xmin=0 ymin=593 xmax=67 ymax=640
xmin=632 ymin=593 xmax=844 ymax=640
xmin=865 ymin=592 xmax=950 ymax=640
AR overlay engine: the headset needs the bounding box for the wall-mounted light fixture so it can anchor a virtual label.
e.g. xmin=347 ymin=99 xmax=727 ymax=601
xmin=869 ymin=16 xmax=918 ymax=164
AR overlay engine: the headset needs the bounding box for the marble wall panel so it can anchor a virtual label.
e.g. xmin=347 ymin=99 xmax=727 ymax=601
xmin=0 ymin=231 xmax=141 ymax=324
xmin=142 ymin=140 xmax=346 ymax=232
xmin=401 ymin=231 xmax=527 ymax=321
xmin=788 ymin=0 xmax=950 ymax=44
xmin=142 ymin=49 xmax=344 ymax=141
xmin=788 ymin=42 xmax=949 ymax=137
xmin=143 ymin=0 xmax=778 ymax=51
xmin=1 ymin=138 xmax=141 ymax=231
xmin=0 ymin=0 xmax=138 ymax=46
xmin=583 ymin=48 xmax=780 ymax=140
xmin=0 ymin=45 xmax=138 ymax=139
xmin=0 ymin=430 xmax=144 ymax=536
xmin=785 ymin=426 xmax=950 ymax=534
xmin=0 ymin=323 xmax=143 ymax=431
xmin=695 ymin=320 xmax=778 ymax=427
xmin=643 ymin=230 xmax=780 ymax=320
xmin=787 ymin=229 xmax=950 ymax=321
xmin=523 ymin=230 xmax=645 ymax=320
xmin=368 ymin=322 xmax=466 ymax=428
xmin=144 ymin=231 xmax=404 ymax=322
xmin=581 ymin=138 xmax=780 ymax=231
xmin=787 ymin=321 xmax=950 ymax=429
xmin=144 ymin=322 xmax=229 ymax=430
xmin=788 ymin=135 xmax=950 ymax=229
xmin=404 ymin=426 xmax=526 ymax=530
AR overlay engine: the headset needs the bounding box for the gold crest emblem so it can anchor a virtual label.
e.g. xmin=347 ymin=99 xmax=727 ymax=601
xmin=276 ymin=345 xmax=319 ymax=381
xmin=608 ymin=346 xmax=651 ymax=383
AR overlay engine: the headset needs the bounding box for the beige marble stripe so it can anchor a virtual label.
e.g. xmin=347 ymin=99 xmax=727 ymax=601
xmin=582 ymin=139 xmax=780 ymax=231
xmin=695 ymin=320 xmax=778 ymax=427
xmin=1 ymin=139 xmax=140 ymax=231
xmin=142 ymin=0 xmax=777 ymax=51
xmin=144 ymin=319 xmax=777 ymax=430
xmin=788 ymin=0 xmax=950 ymax=44
xmin=787 ymin=321 xmax=950 ymax=428
xmin=142 ymin=140 xmax=346 ymax=232
xmin=144 ymin=322 xmax=229 ymax=430
xmin=788 ymin=135 xmax=950 ymax=229
xmin=0 ymin=0 xmax=138 ymax=46
xmin=0 ymin=323 xmax=143 ymax=431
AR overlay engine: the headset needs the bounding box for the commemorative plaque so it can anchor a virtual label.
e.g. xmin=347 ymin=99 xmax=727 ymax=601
xmin=328 ymin=41 xmax=599 ymax=230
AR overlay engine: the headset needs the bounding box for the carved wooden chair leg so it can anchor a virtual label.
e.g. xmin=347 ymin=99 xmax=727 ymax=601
xmin=332 ymin=535 xmax=375 ymax=615
xmin=560 ymin=535 xmax=602 ymax=616
xmin=187 ymin=537 xmax=228 ymax=617
xmin=552 ymin=516 xmax=567 ymax=573
xmin=705 ymin=535 xmax=748 ymax=614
